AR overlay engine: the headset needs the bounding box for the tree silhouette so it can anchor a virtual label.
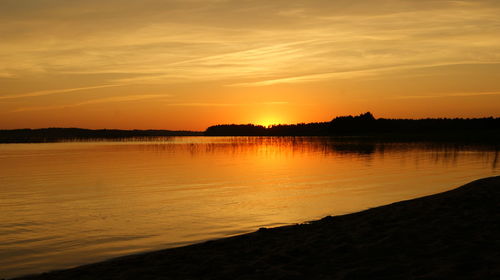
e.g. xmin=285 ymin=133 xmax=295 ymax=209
xmin=205 ymin=112 xmax=500 ymax=143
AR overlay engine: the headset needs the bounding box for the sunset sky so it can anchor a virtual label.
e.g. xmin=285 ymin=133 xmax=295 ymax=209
xmin=1 ymin=0 xmax=499 ymax=130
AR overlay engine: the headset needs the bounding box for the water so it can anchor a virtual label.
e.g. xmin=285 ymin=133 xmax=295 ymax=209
xmin=0 ymin=137 xmax=498 ymax=278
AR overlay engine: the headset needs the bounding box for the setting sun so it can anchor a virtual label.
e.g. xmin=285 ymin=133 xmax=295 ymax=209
xmin=1 ymin=0 xmax=500 ymax=131
xmin=1 ymin=1 xmax=499 ymax=279
xmin=256 ymin=117 xmax=285 ymax=127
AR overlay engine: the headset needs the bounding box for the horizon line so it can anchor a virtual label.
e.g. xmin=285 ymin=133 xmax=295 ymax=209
xmin=2 ymin=113 xmax=499 ymax=132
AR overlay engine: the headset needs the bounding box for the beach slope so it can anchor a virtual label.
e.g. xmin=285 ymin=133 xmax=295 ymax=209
xmin=15 ymin=176 xmax=500 ymax=279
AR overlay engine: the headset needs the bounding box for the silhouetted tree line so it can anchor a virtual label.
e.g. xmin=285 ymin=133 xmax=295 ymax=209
xmin=205 ymin=112 xmax=500 ymax=142
xmin=3 ymin=113 xmax=499 ymax=143
xmin=0 ymin=128 xmax=202 ymax=143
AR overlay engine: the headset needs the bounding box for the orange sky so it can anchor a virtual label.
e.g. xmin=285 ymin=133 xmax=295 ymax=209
xmin=1 ymin=0 xmax=499 ymax=130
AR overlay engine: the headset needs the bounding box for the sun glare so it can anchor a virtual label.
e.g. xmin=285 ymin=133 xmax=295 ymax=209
xmin=257 ymin=118 xmax=284 ymax=127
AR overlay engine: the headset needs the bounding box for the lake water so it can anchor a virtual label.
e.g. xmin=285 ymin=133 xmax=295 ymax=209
xmin=0 ymin=137 xmax=498 ymax=278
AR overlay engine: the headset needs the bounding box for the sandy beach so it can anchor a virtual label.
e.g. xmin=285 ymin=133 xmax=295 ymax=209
xmin=13 ymin=176 xmax=500 ymax=280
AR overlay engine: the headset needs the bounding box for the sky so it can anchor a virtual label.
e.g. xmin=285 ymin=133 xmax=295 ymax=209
xmin=1 ymin=0 xmax=500 ymax=130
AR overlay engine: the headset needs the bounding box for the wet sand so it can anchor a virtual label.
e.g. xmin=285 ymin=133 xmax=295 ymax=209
xmin=13 ymin=176 xmax=500 ymax=279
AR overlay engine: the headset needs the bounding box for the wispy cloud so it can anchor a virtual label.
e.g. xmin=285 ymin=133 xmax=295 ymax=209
xmin=0 ymin=84 xmax=121 ymax=100
xmin=261 ymin=101 xmax=288 ymax=105
xmin=228 ymin=61 xmax=499 ymax=87
xmin=0 ymin=72 xmax=14 ymax=78
xmin=164 ymin=101 xmax=288 ymax=107
xmin=393 ymin=91 xmax=500 ymax=100
xmin=1 ymin=0 xmax=500 ymax=125
xmin=13 ymin=94 xmax=167 ymax=112
xmin=228 ymin=69 xmax=381 ymax=87
xmin=164 ymin=103 xmax=239 ymax=107
xmin=3 ymin=1 xmax=500 ymax=89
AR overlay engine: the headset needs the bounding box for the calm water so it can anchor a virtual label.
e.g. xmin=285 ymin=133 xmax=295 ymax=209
xmin=0 ymin=137 xmax=498 ymax=278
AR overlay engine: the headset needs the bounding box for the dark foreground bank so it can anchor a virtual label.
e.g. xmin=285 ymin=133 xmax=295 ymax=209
xmin=13 ymin=177 xmax=500 ymax=280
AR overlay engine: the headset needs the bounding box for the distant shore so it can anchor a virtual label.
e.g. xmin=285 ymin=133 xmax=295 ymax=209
xmin=13 ymin=176 xmax=500 ymax=280
xmin=2 ymin=113 xmax=499 ymax=143
xmin=1 ymin=128 xmax=500 ymax=145
xmin=0 ymin=128 xmax=203 ymax=143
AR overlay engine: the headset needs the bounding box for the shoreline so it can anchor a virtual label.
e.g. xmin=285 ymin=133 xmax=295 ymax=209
xmin=13 ymin=176 xmax=500 ymax=279
xmin=2 ymin=134 xmax=500 ymax=145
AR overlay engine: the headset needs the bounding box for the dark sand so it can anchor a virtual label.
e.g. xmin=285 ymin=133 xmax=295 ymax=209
xmin=14 ymin=176 xmax=500 ymax=280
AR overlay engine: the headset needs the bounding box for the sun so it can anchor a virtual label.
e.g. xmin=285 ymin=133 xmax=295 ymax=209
xmin=256 ymin=117 xmax=284 ymax=127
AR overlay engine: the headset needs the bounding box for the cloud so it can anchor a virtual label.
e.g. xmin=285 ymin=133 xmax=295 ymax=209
xmin=392 ymin=91 xmax=500 ymax=100
xmin=0 ymin=72 xmax=14 ymax=78
xmin=163 ymin=101 xmax=288 ymax=107
xmin=2 ymin=0 xmax=500 ymax=89
xmin=1 ymin=0 xmax=500 ymax=111
xmin=13 ymin=94 xmax=168 ymax=112
xmin=228 ymin=61 xmax=500 ymax=87
xmin=261 ymin=101 xmax=288 ymax=105
xmin=0 ymin=84 xmax=121 ymax=100
xmin=164 ymin=103 xmax=240 ymax=107
xmin=228 ymin=69 xmax=381 ymax=87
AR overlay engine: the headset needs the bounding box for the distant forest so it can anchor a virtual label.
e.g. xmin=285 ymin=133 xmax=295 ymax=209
xmin=205 ymin=112 xmax=500 ymax=142
xmin=1 ymin=113 xmax=500 ymax=143
xmin=0 ymin=128 xmax=202 ymax=143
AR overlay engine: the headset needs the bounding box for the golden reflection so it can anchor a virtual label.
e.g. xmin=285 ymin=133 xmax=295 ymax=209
xmin=0 ymin=138 xmax=498 ymax=278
